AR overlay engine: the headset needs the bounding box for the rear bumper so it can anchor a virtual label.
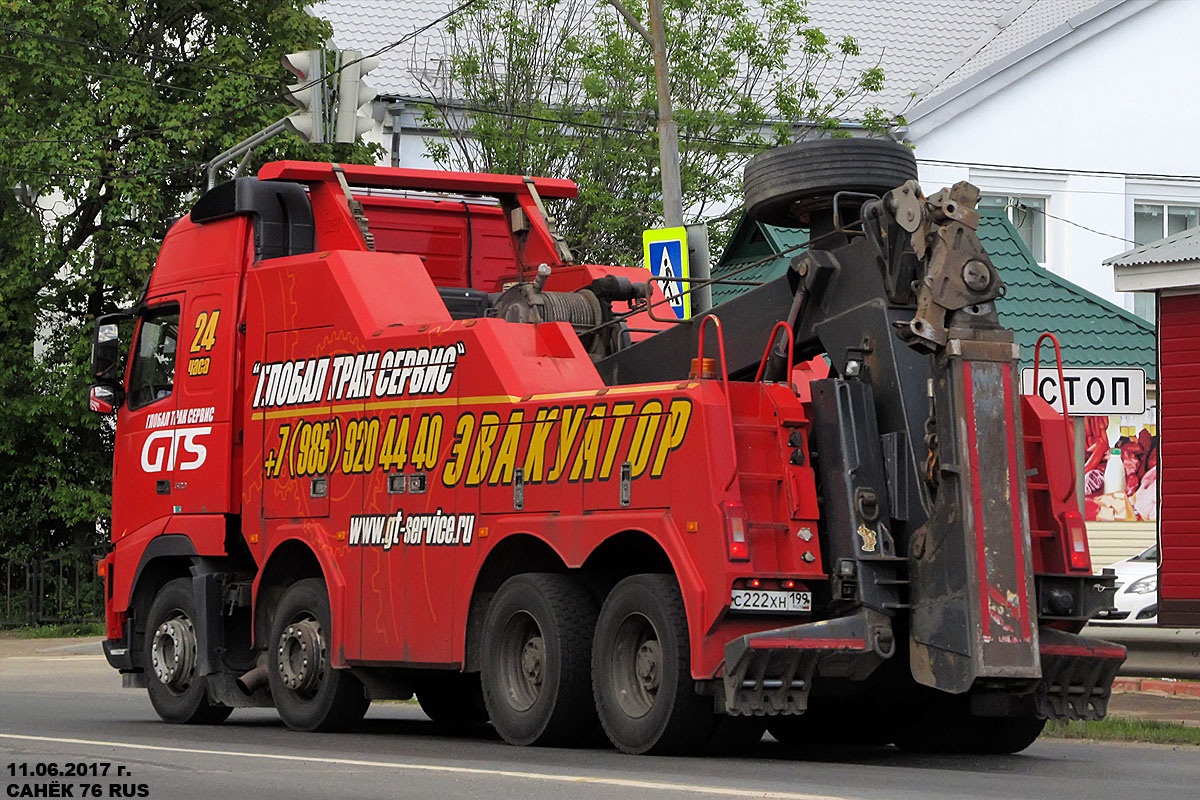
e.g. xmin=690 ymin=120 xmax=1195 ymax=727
xmin=721 ymin=609 xmax=894 ymax=715
xmin=720 ymin=614 xmax=1126 ymax=721
xmin=1036 ymin=627 xmax=1126 ymax=720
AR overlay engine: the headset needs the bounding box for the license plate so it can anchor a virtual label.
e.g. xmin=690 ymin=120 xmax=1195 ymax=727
xmin=730 ymin=589 xmax=811 ymax=614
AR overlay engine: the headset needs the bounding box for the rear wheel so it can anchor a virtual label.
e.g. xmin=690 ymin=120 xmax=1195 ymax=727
xmin=592 ymin=575 xmax=714 ymax=755
xmin=480 ymin=573 xmax=598 ymax=746
xmin=144 ymin=578 xmax=232 ymax=725
xmin=268 ymin=578 xmax=370 ymax=732
xmin=417 ymin=672 xmax=489 ymax=725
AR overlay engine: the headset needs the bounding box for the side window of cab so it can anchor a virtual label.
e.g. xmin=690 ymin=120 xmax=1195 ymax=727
xmin=127 ymin=304 xmax=180 ymax=410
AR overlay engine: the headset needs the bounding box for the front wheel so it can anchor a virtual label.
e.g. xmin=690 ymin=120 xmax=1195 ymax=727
xmin=268 ymin=578 xmax=369 ymax=731
xmin=144 ymin=578 xmax=232 ymax=725
xmin=592 ymin=575 xmax=714 ymax=755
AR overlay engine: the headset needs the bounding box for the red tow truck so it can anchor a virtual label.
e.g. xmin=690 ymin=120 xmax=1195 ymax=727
xmin=93 ymin=140 xmax=1125 ymax=754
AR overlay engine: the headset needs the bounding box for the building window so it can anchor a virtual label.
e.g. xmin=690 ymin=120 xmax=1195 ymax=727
xmin=979 ymin=194 xmax=1046 ymax=262
xmin=1131 ymin=203 xmax=1199 ymax=323
xmin=1133 ymin=202 xmax=1200 ymax=245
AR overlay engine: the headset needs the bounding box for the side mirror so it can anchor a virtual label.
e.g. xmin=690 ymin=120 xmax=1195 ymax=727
xmin=92 ymin=316 xmax=124 ymax=383
xmin=88 ymin=384 xmax=122 ymax=414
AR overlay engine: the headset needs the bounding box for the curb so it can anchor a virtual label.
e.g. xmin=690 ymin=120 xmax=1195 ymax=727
xmin=1112 ymin=677 xmax=1200 ymax=699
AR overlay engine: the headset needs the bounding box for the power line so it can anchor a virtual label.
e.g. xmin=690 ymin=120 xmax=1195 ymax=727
xmin=0 ymin=53 xmax=203 ymax=96
xmin=414 ymin=102 xmax=1193 ymax=242
xmin=0 ymin=90 xmax=288 ymax=147
xmin=357 ymin=1 xmax=479 ymax=64
xmin=0 ymin=2 xmax=480 ymax=148
xmin=419 ymin=102 xmax=1200 ymax=182
xmin=917 ymin=157 xmax=1200 ymax=183
xmin=414 ymin=98 xmax=767 ymax=150
xmin=1018 ymin=203 xmax=1137 ymax=245
xmin=0 ymin=24 xmax=283 ymax=83
xmin=424 ymin=104 xmax=1153 ymax=246
xmin=0 ymin=162 xmax=202 ymax=181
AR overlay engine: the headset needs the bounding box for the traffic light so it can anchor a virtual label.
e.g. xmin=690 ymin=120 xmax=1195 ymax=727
xmin=282 ymin=49 xmax=326 ymax=143
xmin=334 ymin=50 xmax=381 ymax=143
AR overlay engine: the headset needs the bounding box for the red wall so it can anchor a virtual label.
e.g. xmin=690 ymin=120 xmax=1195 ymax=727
xmin=1159 ymin=291 xmax=1200 ymax=625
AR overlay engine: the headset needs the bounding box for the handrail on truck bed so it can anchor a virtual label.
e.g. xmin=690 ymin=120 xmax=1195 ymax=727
xmin=698 ymin=315 xmax=739 ymax=490
xmin=1032 ymin=332 xmax=1076 ymax=501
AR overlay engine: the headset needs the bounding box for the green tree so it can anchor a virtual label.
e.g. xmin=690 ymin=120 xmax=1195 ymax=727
xmin=420 ymin=0 xmax=898 ymax=265
xmin=0 ymin=1 xmax=377 ymax=564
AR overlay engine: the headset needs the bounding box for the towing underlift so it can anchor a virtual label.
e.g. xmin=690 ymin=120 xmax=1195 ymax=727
xmin=587 ymin=138 xmax=1124 ymax=751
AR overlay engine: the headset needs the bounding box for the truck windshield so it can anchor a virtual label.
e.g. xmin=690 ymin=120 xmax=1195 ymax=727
xmin=127 ymin=304 xmax=179 ymax=410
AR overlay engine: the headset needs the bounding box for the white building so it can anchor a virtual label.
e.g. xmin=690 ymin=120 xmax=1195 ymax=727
xmin=895 ymin=0 xmax=1200 ymax=317
xmin=316 ymin=0 xmax=1200 ymax=317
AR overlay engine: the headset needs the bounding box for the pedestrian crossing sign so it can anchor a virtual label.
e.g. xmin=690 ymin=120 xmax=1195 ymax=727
xmin=642 ymin=226 xmax=691 ymax=320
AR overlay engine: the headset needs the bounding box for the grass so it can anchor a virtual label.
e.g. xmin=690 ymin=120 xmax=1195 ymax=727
xmin=1045 ymin=717 xmax=1200 ymax=746
xmin=1 ymin=621 xmax=106 ymax=639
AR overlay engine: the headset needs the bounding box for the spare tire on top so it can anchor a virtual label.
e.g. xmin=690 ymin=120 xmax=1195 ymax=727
xmin=743 ymin=137 xmax=917 ymax=228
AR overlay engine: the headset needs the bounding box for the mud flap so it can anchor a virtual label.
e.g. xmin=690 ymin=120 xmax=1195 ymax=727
xmin=722 ymin=610 xmax=893 ymax=716
xmin=910 ymin=342 xmax=1041 ymax=693
xmin=1036 ymin=628 xmax=1125 ymax=721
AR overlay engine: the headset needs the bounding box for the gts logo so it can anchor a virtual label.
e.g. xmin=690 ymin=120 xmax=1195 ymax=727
xmin=141 ymin=426 xmax=211 ymax=473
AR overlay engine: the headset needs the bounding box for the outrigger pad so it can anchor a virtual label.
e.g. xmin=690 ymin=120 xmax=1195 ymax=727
xmin=721 ymin=610 xmax=893 ymax=716
xmin=1036 ymin=628 xmax=1126 ymax=721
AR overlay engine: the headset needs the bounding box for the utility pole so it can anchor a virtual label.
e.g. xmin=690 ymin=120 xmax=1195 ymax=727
xmin=607 ymin=0 xmax=684 ymax=228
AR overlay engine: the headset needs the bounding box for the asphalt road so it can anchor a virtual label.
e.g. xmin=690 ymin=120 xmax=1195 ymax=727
xmin=1 ymin=641 xmax=1197 ymax=800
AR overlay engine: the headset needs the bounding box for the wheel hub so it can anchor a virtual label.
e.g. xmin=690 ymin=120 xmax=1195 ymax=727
xmin=635 ymin=640 xmax=661 ymax=693
xmin=611 ymin=613 xmax=662 ymax=719
xmin=499 ymin=612 xmax=544 ymax=712
xmin=277 ymin=617 xmax=325 ymax=696
xmin=521 ymin=637 xmax=544 ymax=687
xmin=152 ymin=616 xmax=197 ymax=692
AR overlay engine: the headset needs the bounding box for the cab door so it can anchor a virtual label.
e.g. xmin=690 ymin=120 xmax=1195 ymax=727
xmin=112 ymin=298 xmax=183 ymax=538
xmin=168 ymin=284 xmax=238 ymax=515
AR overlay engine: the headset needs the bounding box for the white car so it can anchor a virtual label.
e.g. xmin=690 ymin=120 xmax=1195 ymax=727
xmin=1091 ymin=545 xmax=1158 ymax=625
xmin=1083 ymin=544 xmax=1200 ymax=680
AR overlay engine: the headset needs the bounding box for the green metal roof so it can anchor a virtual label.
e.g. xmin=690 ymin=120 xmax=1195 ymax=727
xmin=980 ymin=210 xmax=1157 ymax=381
xmin=712 ymin=209 xmax=1156 ymax=380
xmin=711 ymin=215 xmax=807 ymax=305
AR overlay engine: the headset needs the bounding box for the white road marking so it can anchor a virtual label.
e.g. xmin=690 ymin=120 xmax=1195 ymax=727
xmin=2 ymin=655 xmax=108 ymax=661
xmin=0 ymin=733 xmax=855 ymax=800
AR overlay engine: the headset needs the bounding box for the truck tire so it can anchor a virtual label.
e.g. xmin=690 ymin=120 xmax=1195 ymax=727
xmin=417 ymin=672 xmax=490 ymax=725
xmin=592 ymin=575 xmax=714 ymax=755
xmin=268 ymin=578 xmax=370 ymax=732
xmin=479 ymin=573 xmax=598 ymax=747
xmin=743 ymin=138 xmax=917 ymax=227
xmin=891 ymin=693 xmax=1045 ymax=754
xmin=144 ymin=578 xmax=233 ymax=725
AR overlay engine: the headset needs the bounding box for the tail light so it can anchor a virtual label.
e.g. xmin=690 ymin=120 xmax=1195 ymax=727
xmin=1062 ymin=510 xmax=1092 ymax=571
xmin=722 ymin=500 xmax=749 ymax=562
